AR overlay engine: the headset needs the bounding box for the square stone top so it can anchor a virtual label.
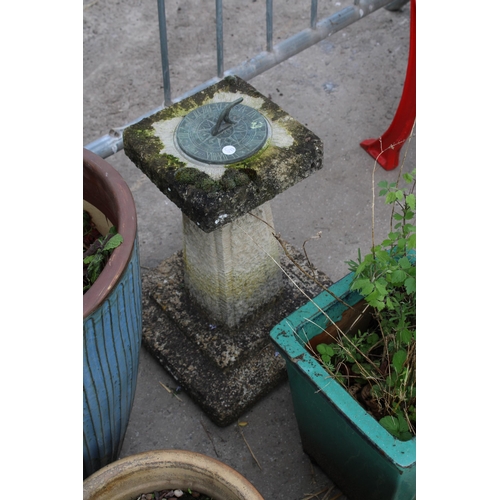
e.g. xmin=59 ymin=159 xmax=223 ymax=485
xmin=123 ymin=76 xmax=323 ymax=232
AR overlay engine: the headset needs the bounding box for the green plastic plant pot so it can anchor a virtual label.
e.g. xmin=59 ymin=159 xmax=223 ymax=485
xmin=84 ymin=149 xmax=142 ymax=479
xmin=270 ymin=272 xmax=416 ymax=500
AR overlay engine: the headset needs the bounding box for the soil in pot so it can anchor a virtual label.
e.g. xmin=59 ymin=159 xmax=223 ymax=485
xmin=137 ymin=489 xmax=213 ymax=499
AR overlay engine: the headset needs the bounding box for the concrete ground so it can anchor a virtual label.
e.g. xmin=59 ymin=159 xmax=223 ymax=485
xmin=83 ymin=1 xmax=415 ymax=498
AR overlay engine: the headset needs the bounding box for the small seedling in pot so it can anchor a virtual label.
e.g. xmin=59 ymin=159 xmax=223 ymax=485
xmin=315 ymin=169 xmax=416 ymax=440
xmin=83 ymin=210 xmax=123 ymax=293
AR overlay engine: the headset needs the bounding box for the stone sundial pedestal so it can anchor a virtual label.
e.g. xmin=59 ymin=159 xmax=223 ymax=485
xmin=123 ymin=76 xmax=330 ymax=426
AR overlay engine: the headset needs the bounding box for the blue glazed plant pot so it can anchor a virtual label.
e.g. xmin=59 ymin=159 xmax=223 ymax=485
xmin=270 ymin=272 xmax=416 ymax=500
xmin=83 ymin=149 xmax=142 ymax=479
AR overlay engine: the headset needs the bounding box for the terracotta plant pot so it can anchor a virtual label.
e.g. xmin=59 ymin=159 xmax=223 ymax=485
xmin=270 ymin=272 xmax=416 ymax=500
xmin=83 ymin=148 xmax=142 ymax=478
xmin=83 ymin=449 xmax=264 ymax=500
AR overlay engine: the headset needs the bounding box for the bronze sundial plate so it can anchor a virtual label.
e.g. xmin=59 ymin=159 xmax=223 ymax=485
xmin=175 ymin=101 xmax=269 ymax=165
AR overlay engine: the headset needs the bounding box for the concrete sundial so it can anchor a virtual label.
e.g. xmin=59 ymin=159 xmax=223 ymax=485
xmin=175 ymin=97 xmax=269 ymax=164
xmin=122 ymin=76 xmax=326 ymax=426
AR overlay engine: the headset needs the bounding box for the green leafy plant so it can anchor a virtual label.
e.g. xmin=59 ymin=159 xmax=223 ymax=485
xmin=83 ymin=210 xmax=123 ymax=294
xmin=316 ymin=169 xmax=416 ymax=440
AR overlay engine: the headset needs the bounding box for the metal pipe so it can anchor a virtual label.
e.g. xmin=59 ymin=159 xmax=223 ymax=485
xmin=266 ymin=0 xmax=273 ymax=52
xmin=385 ymin=0 xmax=410 ymax=11
xmin=216 ymin=0 xmax=224 ymax=78
xmin=157 ymin=0 xmax=171 ymax=105
xmin=310 ymin=0 xmax=318 ymax=29
xmin=85 ymin=0 xmax=399 ymax=158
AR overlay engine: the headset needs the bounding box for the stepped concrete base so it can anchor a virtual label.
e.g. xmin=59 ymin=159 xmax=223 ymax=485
xmin=140 ymin=245 xmax=332 ymax=427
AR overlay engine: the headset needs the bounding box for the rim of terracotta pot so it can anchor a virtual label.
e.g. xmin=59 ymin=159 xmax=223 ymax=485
xmin=83 ymin=449 xmax=264 ymax=500
xmin=83 ymin=148 xmax=137 ymax=319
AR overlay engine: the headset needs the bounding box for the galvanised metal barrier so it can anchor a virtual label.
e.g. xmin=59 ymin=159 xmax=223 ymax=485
xmin=85 ymin=0 xmax=409 ymax=159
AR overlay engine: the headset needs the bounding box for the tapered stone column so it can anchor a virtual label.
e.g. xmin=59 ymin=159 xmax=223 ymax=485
xmin=183 ymin=202 xmax=281 ymax=327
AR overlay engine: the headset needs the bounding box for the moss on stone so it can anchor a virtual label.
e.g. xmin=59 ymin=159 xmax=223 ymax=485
xmin=220 ymin=168 xmax=251 ymax=190
xmin=175 ymin=167 xmax=218 ymax=192
xmin=160 ymin=153 xmax=187 ymax=169
xmin=123 ymin=124 xmax=164 ymax=160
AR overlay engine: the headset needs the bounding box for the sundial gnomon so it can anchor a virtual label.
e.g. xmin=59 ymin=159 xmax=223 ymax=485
xmin=175 ymin=98 xmax=269 ymax=165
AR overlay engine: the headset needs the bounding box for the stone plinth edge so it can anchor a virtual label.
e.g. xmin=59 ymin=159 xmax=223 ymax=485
xmin=123 ymin=76 xmax=323 ymax=232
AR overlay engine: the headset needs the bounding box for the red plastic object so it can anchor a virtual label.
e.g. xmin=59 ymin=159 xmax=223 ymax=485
xmin=360 ymin=0 xmax=415 ymax=171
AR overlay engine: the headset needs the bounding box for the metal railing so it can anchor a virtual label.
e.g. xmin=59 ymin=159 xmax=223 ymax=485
xmin=85 ymin=0 xmax=409 ymax=158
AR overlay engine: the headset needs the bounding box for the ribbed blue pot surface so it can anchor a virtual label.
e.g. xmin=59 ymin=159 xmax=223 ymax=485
xmin=83 ymin=236 xmax=142 ymax=479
